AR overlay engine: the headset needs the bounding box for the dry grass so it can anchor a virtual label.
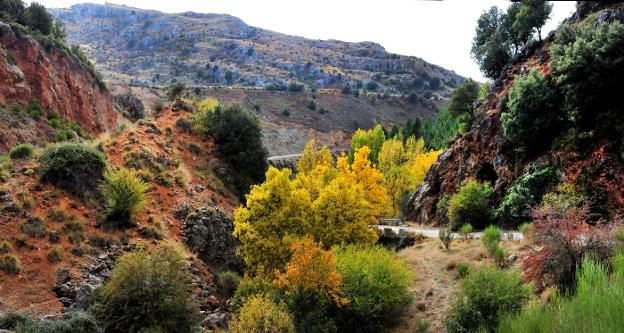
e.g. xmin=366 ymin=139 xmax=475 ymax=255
xmin=391 ymin=237 xmax=529 ymax=333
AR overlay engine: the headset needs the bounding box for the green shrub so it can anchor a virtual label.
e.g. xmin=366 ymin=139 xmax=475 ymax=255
xmin=101 ymin=167 xmax=148 ymax=226
xmin=9 ymin=144 xmax=34 ymax=160
xmin=551 ymin=19 xmax=624 ymax=137
xmin=27 ymin=100 xmax=44 ymax=119
xmin=47 ymin=246 xmax=63 ymax=263
xmin=92 ymin=245 xmax=200 ymax=332
xmin=448 ymin=180 xmax=493 ymax=230
xmin=0 ymin=254 xmax=21 ymax=275
xmin=498 ymin=253 xmax=624 ymax=333
xmin=457 ymin=263 xmax=470 ymax=278
xmin=335 ymin=245 xmax=414 ymax=332
xmin=307 ymin=100 xmax=316 ymax=110
xmin=48 ymin=118 xmax=61 ymax=128
xmin=56 ymin=130 xmax=75 ymax=141
xmin=459 ymin=223 xmax=473 ymax=240
xmin=518 ymin=222 xmax=531 ymax=235
xmin=502 ymin=70 xmax=557 ymax=150
xmin=449 ymin=79 xmax=479 ymax=131
xmin=21 ymin=217 xmax=47 ymax=237
xmin=482 ymin=225 xmax=506 ymax=264
xmin=193 ymin=104 xmax=268 ymax=195
xmin=231 ymin=276 xmax=276 ymax=312
xmin=47 ymin=110 xmax=59 ymax=120
xmin=166 ymin=82 xmax=186 ymax=101
xmin=229 ymin=294 xmax=295 ymax=333
xmin=287 ymin=82 xmax=304 ymax=92
xmin=0 ymin=310 xmax=102 ymax=333
xmin=444 ymin=267 xmax=531 ymax=333
xmin=439 ymin=228 xmax=453 ymax=250
xmin=0 ymin=241 xmax=11 ymax=254
xmin=496 ymin=167 xmax=559 ymax=227
xmin=63 ymin=218 xmax=86 ymax=245
xmin=40 ymin=143 xmax=106 ymax=194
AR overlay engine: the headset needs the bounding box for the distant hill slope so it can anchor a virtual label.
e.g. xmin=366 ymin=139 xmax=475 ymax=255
xmin=51 ymin=3 xmax=465 ymax=96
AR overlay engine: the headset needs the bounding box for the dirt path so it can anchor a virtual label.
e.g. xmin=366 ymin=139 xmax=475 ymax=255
xmin=391 ymin=238 xmax=528 ymax=332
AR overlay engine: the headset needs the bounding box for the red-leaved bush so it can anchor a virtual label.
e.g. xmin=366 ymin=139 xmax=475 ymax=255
xmin=523 ymin=204 xmax=612 ymax=292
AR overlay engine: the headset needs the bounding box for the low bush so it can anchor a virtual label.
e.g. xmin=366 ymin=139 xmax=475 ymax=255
xmin=229 ymin=294 xmax=295 ymax=333
xmin=0 ymin=241 xmax=11 ymax=254
xmin=444 ymin=267 xmax=531 ymax=333
xmin=482 ymin=225 xmax=506 ymax=265
xmin=92 ymin=245 xmax=200 ymax=332
xmin=0 ymin=310 xmax=102 ymax=333
xmin=47 ymin=246 xmax=63 ymax=263
xmin=439 ymin=228 xmax=453 ymax=250
xmin=9 ymin=143 xmax=34 ymax=160
xmin=231 ymin=276 xmax=276 ymax=311
xmin=335 ymin=245 xmax=414 ymax=332
xmin=101 ymin=167 xmax=148 ymax=226
xmin=0 ymin=254 xmax=21 ymax=275
xmin=40 ymin=143 xmax=106 ymax=194
xmin=166 ymin=82 xmax=186 ymax=101
xmin=436 ymin=194 xmax=450 ymax=225
xmin=459 ymin=223 xmax=473 ymax=240
xmin=523 ymin=198 xmax=612 ymax=292
xmin=457 ymin=263 xmax=470 ymax=278
xmin=27 ymin=100 xmax=43 ymax=119
xmin=56 ymin=130 xmax=75 ymax=141
xmin=448 ymin=180 xmax=493 ymax=230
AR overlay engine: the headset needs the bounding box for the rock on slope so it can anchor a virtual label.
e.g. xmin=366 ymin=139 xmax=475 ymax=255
xmin=407 ymin=3 xmax=624 ymax=225
xmin=0 ymin=22 xmax=118 ymax=153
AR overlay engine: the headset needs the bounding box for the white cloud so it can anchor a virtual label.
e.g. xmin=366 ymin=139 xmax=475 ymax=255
xmin=34 ymin=0 xmax=577 ymax=81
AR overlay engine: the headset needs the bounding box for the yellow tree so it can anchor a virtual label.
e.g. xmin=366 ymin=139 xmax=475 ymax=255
xmin=233 ymin=167 xmax=313 ymax=273
xmin=297 ymin=139 xmax=333 ymax=175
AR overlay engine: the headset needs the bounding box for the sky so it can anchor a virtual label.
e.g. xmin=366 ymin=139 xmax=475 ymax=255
xmin=33 ymin=0 xmax=577 ymax=81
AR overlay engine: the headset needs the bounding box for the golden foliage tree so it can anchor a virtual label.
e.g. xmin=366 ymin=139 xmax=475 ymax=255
xmin=274 ymin=238 xmax=347 ymax=305
xmin=297 ymin=139 xmax=333 ymax=175
xmin=234 ymin=146 xmax=387 ymax=274
xmin=378 ymin=136 xmax=441 ymax=216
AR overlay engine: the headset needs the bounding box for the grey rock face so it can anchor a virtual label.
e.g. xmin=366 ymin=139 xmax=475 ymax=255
xmin=183 ymin=207 xmax=244 ymax=272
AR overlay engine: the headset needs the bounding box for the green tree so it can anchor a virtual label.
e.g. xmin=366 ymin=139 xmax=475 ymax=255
xmin=449 ymin=79 xmax=479 ymax=131
xmin=348 ymin=124 xmax=385 ymax=164
xmin=503 ymin=2 xmax=531 ymax=57
xmin=502 ymin=70 xmax=556 ymax=150
xmin=194 ymin=102 xmax=268 ymax=194
xmin=471 ymin=6 xmax=511 ymax=79
xmin=513 ymin=0 xmax=553 ymax=42
xmin=25 ymin=2 xmax=53 ymax=35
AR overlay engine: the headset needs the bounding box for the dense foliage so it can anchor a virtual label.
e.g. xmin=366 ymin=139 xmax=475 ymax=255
xmin=502 ymin=70 xmax=557 ymax=150
xmin=444 ymin=267 xmax=531 ymax=333
xmin=499 ymin=253 xmax=624 ymax=333
xmin=40 ymin=143 xmax=106 ymax=194
xmin=193 ymin=100 xmax=268 ymax=194
xmin=8 ymin=143 xmax=34 ymax=160
xmin=447 ymin=180 xmax=493 ymax=230
xmin=92 ymin=246 xmax=200 ymax=333
xmin=551 ymin=18 xmax=624 ymax=139
xmin=496 ymin=167 xmax=559 ymax=227
xmin=335 ymin=245 xmax=414 ymax=332
xmin=0 ymin=311 xmax=102 ymax=333
xmin=234 ymin=146 xmax=386 ymax=274
xmin=472 ymin=1 xmax=551 ymax=79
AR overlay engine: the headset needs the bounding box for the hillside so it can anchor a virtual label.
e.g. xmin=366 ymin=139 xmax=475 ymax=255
xmin=0 ymin=21 xmax=119 ymax=154
xmin=407 ymin=2 xmax=624 ymax=225
xmin=50 ymin=3 xmax=464 ymax=96
xmin=113 ymin=84 xmax=439 ymax=155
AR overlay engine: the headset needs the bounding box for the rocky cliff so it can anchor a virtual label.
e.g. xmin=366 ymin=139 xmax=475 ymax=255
xmin=407 ymin=3 xmax=624 ymax=225
xmin=0 ymin=21 xmax=118 ymax=153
